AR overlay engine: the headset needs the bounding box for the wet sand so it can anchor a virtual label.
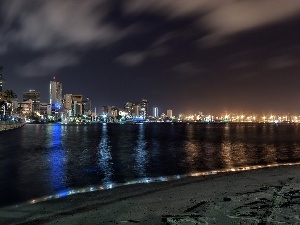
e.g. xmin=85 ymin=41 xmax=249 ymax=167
xmin=1 ymin=165 xmax=300 ymax=225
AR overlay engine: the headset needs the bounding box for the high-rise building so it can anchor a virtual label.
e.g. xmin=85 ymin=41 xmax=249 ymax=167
xmin=153 ymin=107 xmax=158 ymax=117
xmin=71 ymin=94 xmax=83 ymax=116
xmin=132 ymin=104 xmax=141 ymax=117
xmin=39 ymin=103 xmax=51 ymax=116
xmin=83 ymin=97 xmax=91 ymax=115
xmin=102 ymin=105 xmax=111 ymax=115
xmin=124 ymin=102 xmax=133 ymax=116
xmin=23 ymin=90 xmax=40 ymax=102
xmin=18 ymin=100 xmax=33 ymax=115
xmin=23 ymin=89 xmax=41 ymax=113
xmin=63 ymin=94 xmax=83 ymax=116
xmin=141 ymin=98 xmax=148 ymax=119
xmin=49 ymin=77 xmax=62 ymax=112
xmin=167 ymin=109 xmax=173 ymax=118
xmin=63 ymin=94 xmax=73 ymax=111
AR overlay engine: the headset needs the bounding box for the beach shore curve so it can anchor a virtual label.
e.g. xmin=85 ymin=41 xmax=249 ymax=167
xmin=1 ymin=165 xmax=300 ymax=225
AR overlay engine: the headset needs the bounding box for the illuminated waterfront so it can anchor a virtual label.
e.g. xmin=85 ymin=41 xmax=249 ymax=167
xmin=1 ymin=122 xmax=300 ymax=207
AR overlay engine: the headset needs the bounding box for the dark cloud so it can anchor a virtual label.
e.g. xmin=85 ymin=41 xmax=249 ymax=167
xmin=172 ymin=62 xmax=205 ymax=78
xmin=265 ymin=55 xmax=297 ymax=70
xmin=124 ymin=0 xmax=300 ymax=46
xmin=0 ymin=0 xmax=300 ymax=114
xmin=115 ymin=32 xmax=171 ymax=67
xmin=115 ymin=51 xmax=146 ymax=67
xmin=200 ymin=1 xmax=300 ymax=45
xmin=0 ymin=0 xmax=131 ymax=76
xmin=16 ymin=52 xmax=80 ymax=77
xmin=1 ymin=0 xmax=125 ymax=49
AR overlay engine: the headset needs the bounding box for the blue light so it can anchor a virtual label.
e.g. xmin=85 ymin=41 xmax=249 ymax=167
xmin=48 ymin=124 xmax=66 ymax=191
xmin=55 ymin=103 xmax=61 ymax=110
xmin=133 ymin=117 xmax=145 ymax=123
xmin=57 ymin=190 xmax=69 ymax=198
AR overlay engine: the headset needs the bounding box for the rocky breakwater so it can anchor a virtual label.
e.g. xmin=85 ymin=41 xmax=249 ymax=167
xmin=0 ymin=121 xmax=25 ymax=131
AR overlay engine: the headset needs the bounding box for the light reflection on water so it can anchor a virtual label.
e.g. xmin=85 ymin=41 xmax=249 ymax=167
xmin=2 ymin=123 xmax=300 ymax=207
xmin=16 ymin=162 xmax=300 ymax=208
xmin=134 ymin=123 xmax=148 ymax=176
xmin=48 ymin=124 xmax=66 ymax=191
xmin=220 ymin=124 xmax=234 ymax=167
xmin=98 ymin=123 xmax=113 ymax=183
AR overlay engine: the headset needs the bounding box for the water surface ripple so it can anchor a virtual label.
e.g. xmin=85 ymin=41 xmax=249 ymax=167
xmin=1 ymin=122 xmax=300 ymax=207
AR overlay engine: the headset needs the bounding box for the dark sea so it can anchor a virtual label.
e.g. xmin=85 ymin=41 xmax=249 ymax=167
xmin=1 ymin=122 xmax=300 ymax=207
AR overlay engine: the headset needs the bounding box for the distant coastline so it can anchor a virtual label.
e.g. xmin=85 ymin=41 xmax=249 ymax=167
xmin=59 ymin=120 xmax=298 ymax=125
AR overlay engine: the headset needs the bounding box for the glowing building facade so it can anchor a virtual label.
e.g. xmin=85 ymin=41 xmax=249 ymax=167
xmin=83 ymin=97 xmax=92 ymax=115
xmin=141 ymin=98 xmax=148 ymax=119
xmin=23 ymin=90 xmax=41 ymax=113
xmin=167 ymin=109 xmax=173 ymax=118
xmin=153 ymin=107 xmax=158 ymax=117
xmin=49 ymin=77 xmax=62 ymax=113
xmin=23 ymin=90 xmax=40 ymax=102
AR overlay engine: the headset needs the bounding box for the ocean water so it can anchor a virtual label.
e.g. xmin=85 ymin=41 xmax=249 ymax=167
xmin=1 ymin=122 xmax=300 ymax=207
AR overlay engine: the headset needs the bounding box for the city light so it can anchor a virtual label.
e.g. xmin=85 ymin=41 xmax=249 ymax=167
xmin=1 ymin=75 xmax=300 ymax=125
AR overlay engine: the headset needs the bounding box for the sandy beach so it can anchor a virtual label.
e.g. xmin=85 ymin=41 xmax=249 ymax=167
xmin=0 ymin=165 xmax=299 ymax=225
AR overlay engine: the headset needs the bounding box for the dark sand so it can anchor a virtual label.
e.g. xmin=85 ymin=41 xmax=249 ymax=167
xmin=1 ymin=165 xmax=300 ymax=225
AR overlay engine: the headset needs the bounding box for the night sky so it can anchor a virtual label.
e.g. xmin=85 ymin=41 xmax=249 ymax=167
xmin=1 ymin=0 xmax=300 ymax=115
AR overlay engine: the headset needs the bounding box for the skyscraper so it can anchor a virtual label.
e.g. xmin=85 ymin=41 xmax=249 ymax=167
xmin=124 ymin=102 xmax=134 ymax=116
xmin=83 ymin=97 xmax=92 ymax=115
xmin=63 ymin=94 xmax=73 ymax=111
xmin=23 ymin=90 xmax=41 ymax=113
xmin=167 ymin=109 xmax=173 ymax=118
xmin=49 ymin=77 xmax=62 ymax=112
xmin=23 ymin=90 xmax=40 ymax=102
xmin=71 ymin=94 xmax=83 ymax=115
xmin=153 ymin=107 xmax=158 ymax=117
xmin=132 ymin=104 xmax=141 ymax=118
xmin=141 ymin=98 xmax=148 ymax=119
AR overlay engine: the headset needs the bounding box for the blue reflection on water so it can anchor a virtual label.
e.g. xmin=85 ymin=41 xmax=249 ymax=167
xmin=6 ymin=123 xmax=300 ymax=208
xmin=98 ymin=123 xmax=113 ymax=183
xmin=19 ymin=162 xmax=300 ymax=208
xmin=48 ymin=124 xmax=66 ymax=191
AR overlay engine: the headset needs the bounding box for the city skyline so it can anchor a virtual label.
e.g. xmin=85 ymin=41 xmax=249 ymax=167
xmin=3 ymin=72 xmax=300 ymax=122
xmin=0 ymin=1 xmax=300 ymax=115
xmin=3 ymin=74 xmax=300 ymax=118
xmin=4 ymin=73 xmax=300 ymax=117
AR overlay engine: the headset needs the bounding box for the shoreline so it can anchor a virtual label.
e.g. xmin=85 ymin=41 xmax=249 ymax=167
xmin=5 ymin=161 xmax=300 ymax=209
xmin=0 ymin=122 xmax=25 ymax=132
xmin=1 ymin=165 xmax=300 ymax=224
